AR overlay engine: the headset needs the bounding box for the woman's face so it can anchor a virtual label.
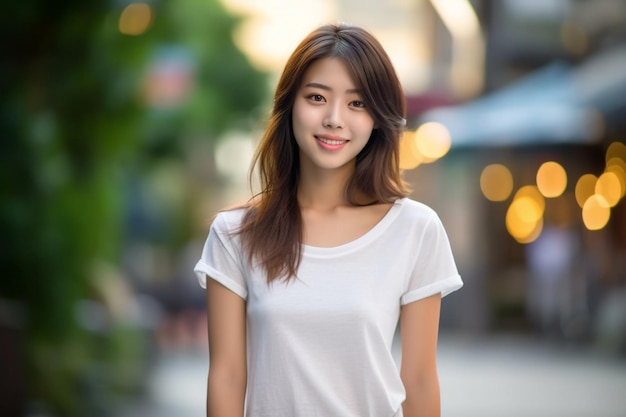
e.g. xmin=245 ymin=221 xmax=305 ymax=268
xmin=291 ymin=57 xmax=375 ymax=174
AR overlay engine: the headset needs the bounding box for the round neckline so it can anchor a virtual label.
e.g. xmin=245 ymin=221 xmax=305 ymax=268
xmin=302 ymin=198 xmax=406 ymax=258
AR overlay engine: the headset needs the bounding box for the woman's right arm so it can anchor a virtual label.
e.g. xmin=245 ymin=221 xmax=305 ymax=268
xmin=206 ymin=278 xmax=247 ymax=417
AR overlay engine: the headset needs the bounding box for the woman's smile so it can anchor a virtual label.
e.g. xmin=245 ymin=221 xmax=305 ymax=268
xmin=315 ymin=134 xmax=349 ymax=151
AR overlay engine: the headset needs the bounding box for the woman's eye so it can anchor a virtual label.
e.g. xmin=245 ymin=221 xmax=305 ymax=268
xmin=310 ymin=94 xmax=324 ymax=102
xmin=351 ymin=100 xmax=365 ymax=108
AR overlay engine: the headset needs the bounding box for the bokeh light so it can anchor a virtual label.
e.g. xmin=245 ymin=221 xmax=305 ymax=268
xmin=415 ymin=122 xmax=451 ymax=161
xmin=119 ymin=3 xmax=153 ymax=36
xmin=480 ymin=164 xmax=513 ymax=202
xmin=506 ymin=199 xmax=543 ymax=243
xmin=536 ymin=161 xmax=567 ymax=198
xmin=399 ymin=130 xmax=422 ymax=170
xmin=516 ymin=216 xmax=544 ymax=244
xmin=513 ymin=185 xmax=545 ymax=221
xmin=582 ymin=194 xmax=611 ymax=230
xmin=575 ymin=174 xmax=597 ymax=208
xmin=605 ymin=141 xmax=626 ymax=162
xmin=512 ymin=196 xmax=543 ymax=223
xmin=605 ymin=164 xmax=626 ymax=198
xmin=505 ymin=185 xmax=545 ymax=243
xmin=595 ymin=171 xmax=622 ymax=207
xmin=607 ymin=156 xmax=626 ymax=171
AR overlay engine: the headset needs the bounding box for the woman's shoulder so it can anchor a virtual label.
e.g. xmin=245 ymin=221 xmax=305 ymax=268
xmin=395 ymin=197 xmax=439 ymax=223
xmin=212 ymin=203 xmax=249 ymax=232
xmin=391 ymin=198 xmax=451 ymax=242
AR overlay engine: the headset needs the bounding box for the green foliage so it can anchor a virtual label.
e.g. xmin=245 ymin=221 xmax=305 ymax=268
xmin=1 ymin=0 xmax=267 ymax=414
xmin=144 ymin=0 xmax=269 ymax=140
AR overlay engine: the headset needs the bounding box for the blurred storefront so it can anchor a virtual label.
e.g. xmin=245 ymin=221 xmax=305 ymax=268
xmin=398 ymin=0 xmax=626 ymax=354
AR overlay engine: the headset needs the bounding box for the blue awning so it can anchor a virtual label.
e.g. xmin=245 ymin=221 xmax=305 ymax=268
xmin=420 ymin=45 xmax=626 ymax=147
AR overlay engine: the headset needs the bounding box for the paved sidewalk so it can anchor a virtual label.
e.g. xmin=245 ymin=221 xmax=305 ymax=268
xmin=438 ymin=333 xmax=626 ymax=417
xmin=116 ymin=350 xmax=207 ymax=417
xmin=117 ymin=333 xmax=626 ymax=417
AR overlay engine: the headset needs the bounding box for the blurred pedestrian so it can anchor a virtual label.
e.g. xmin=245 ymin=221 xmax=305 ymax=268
xmin=156 ymin=239 xmax=208 ymax=351
xmin=526 ymin=223 xmax=577 ymax=338
xmin=194 ymin=23 xmax=463 ymax=417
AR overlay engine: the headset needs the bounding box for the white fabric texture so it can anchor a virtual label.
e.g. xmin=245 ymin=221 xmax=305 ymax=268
xmin=194 ymin=198 xmax=463 ymax=417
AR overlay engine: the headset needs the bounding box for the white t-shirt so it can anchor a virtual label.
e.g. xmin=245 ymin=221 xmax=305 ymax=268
xmin=194 ymin=197 xmax=463 ymax=417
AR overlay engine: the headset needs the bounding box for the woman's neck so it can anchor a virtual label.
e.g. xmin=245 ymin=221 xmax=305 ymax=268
xmin=297 ymin=163 xmax=354 ymax=211
xmin=297 ymin=175 xmax=348 ymax=211
xmin=296 ymin=167 xmax=377 ymax=210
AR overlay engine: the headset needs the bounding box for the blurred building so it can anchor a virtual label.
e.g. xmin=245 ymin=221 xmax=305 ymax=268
xmin=403 ymin=0 xmax=626 ymax=353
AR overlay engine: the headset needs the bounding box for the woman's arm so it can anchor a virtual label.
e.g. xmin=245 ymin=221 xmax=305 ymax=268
xmin=206 ymin=278 xmax=247 ymax=417
xmin=400 ymin=293 xmax=442 ymax=417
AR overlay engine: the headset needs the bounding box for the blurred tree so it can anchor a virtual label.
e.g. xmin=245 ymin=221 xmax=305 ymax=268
xmin=0 ymin=0 xmax=266 ymax=415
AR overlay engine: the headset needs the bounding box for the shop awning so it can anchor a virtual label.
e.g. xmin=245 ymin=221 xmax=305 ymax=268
xmin=420 ymin=45 xmax=626 ymax=148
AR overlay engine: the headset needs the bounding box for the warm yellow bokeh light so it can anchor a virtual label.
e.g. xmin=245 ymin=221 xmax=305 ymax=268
xmin=506 ymin=201 xmax=543 ymax=243
xmin=512 ymin=196 xmax=543 ymax=223
xmin=606 ymin=141 xmax=626 ymax=163
xmin=505 ymin=185 xmax=546 ymax=243
xmin=517 ymin=217 xmax=544 ymax=244
xmin=605 ymin=164 xmax=626 ymax=198
xmin=595 ymin=172 xmax=622 ymax=207
xmin=575 ymin=174 xmax=597 ymax=208
xmin=513 ymin=186 xmax=545 ymax=220
xmin=119 ymin=3 xmax=153 ymax=36
xmin=582 ymin=195 xmax=611 ymax=230
xmin=607 ymin=156 xmax=626 ymax=172
xmin=399 ymin=130 xmax=422 ymax=170
xmin=536 ymin=161 xmax=567 ymax=198
xmin=415 ymin=122 xmax=451 ymax=161
xmin=480 ymin=164 xmax=513 ymax=202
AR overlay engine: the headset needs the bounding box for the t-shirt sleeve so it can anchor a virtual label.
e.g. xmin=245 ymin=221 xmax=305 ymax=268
xmin=193 ymin=213 xmax=248 ymax=300
xmin=401 ymin=213 xmax=463 ymax=305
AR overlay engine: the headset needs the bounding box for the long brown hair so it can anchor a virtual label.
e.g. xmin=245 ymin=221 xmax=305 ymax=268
xmin=237 ymin=23 xmax=408 ymax=283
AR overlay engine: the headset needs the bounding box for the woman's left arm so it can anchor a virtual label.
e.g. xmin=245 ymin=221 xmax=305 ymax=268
xmin=400 ymin=293 xmax=442 ymax=417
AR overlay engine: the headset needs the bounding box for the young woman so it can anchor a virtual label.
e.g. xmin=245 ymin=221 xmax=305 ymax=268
xmin=194 ymin=23 xmax=463 ymax=417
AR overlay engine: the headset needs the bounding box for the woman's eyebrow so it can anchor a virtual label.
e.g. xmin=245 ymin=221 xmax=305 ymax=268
xmin=304 ymin=82 xmax=360 ymax=94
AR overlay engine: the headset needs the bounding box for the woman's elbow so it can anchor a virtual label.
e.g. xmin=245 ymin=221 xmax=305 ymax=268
xmin=401 ymin=367 xmax=439 ymax=393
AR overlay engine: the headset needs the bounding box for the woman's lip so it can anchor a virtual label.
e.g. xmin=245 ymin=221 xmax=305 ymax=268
xmin=315 ymin=135 xmax=348 ymax=151
xmin=316 ymin=134 xmax=347 ymax=142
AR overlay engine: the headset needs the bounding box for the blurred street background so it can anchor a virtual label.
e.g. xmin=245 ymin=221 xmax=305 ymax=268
xmin=1 ymin=0 xmax=626 ymax=416
xmin=111 ymin=333 xmax=626 ymax=417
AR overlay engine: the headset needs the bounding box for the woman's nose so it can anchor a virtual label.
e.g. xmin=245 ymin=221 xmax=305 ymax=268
xmin=323 ymin=103 xmax=344 ymax=129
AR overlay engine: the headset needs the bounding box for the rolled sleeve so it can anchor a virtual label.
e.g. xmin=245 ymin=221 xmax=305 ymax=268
xmin=401 ymin=214 xmax=463 ymax=305
xmin=194 ymin=212 xmax=248 ymax=300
